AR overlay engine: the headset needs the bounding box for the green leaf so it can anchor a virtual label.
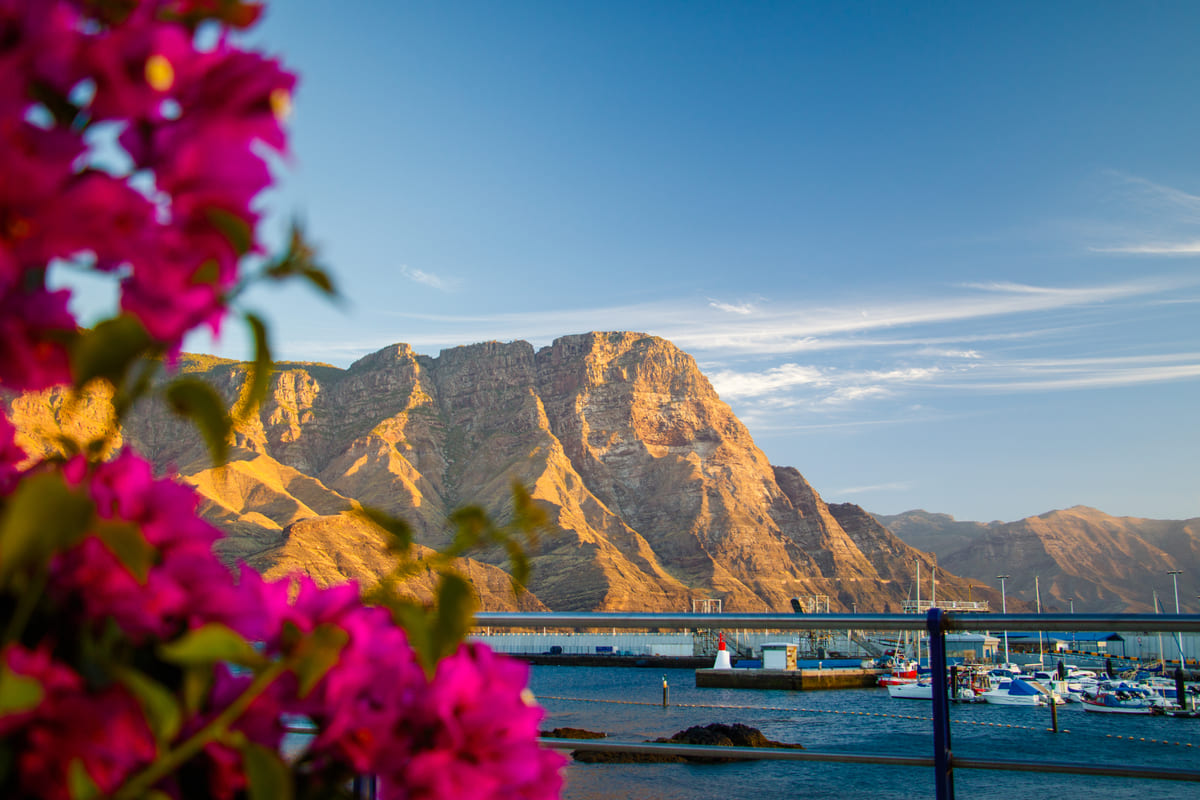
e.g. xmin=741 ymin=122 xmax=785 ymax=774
xmin=181 ymin=665 xmax=213 ymax=717
xmin=300 ymin=264 xmax=337 ymax=297
xmin=164 ymin=377 xmax=232 ymax=465
xmin=192 ymin=258 xmax=221 ymax=287
xmin=292 ymin=623 xmax=349 ymax=698
xmin=94 ymin=520 xmax=157 ymax=584
xmin=355 ymin=507 xmax=414 ymax=556
xmin=0 ymin=472 xmax=93 ymax=584
xmin=0 ymin=666 xmax=44 ymax=716
xmin=114 ymin=668 xmax=182 ymax=746
xmin=443 ymin=506 xmax=492 ymax=562
xmin=206 ymin=208 xmax=254 ymax=256
xmin=234 ymin=313 xmax=273 ymax=422
xmin=68 ymin=759 xmax=100 ymax=800
xmin=265 ymin=224 xmax=338 ymax=298
xmin=503 ymin=537 xmax=530 ymax=593
xmin=386 ymin=598 xmax=434 ymax=674
xmin=430 ymin=572 xmax=476 ymax=665
xmin=157 ymin=623 xmax=265 ymax=669
xmin=70 ymin=315 xmax=153 ymax=389
xmin=239 ymin=740 xmax=293 ymax=800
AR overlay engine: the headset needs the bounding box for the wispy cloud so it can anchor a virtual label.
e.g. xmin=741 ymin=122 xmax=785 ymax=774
xmin=948 ymin=353 xmax=1200 ymax=392
xmin=836 ymin=481 xmax=914 ymax=496
xmin=708 ymin=299 xmax=757 ymax=315
xmin=399 ymin=265 xmax=456 ymax=291
xmin=369 ymin=276 xmax=1189 ymax=357
xmin=1088 ymin=173 xmax=1200 ymax=255
xmin=1091 ymin=241 xmax=1200 ymax=255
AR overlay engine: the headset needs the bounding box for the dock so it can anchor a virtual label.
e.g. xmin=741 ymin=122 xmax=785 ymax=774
xmin=695 ymin=667 xmax=884 ymax=690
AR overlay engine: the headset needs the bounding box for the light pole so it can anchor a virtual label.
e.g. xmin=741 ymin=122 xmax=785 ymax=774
xmin=997 ymin=575 xmax=1010 ymax=664
xmin=1067 ymin=597 xmax=1074 ymax=650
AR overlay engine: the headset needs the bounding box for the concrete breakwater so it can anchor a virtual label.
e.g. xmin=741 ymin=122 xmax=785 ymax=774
xmin=696 ymin=667 xmax=884 ymax=690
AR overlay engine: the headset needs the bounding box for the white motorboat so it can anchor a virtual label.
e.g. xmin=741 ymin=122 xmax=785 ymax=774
xmin=981 ymin=677 xmax=1063 ymax=706
xmin=886 ymin=679 xmax=933 ymax=700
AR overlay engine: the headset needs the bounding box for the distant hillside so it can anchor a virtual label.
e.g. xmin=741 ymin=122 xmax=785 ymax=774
xmin=6 ymin=332 xmax=997 ymax=613
xmin=876 ymin=507 xmax=1200 ymax=613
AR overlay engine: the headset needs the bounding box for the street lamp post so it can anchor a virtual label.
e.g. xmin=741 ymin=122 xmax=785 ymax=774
xmin=997 ymin=575 xmax=1010 ymax=665
xmin=1067 ymin=597 xmax=1074 ymax=650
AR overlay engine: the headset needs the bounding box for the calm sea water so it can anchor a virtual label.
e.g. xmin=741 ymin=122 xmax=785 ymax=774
xmin=528 ymin=666 xmax=1200 ymax=800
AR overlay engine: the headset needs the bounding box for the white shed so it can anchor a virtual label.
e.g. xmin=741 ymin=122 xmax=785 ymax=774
xmin=761 ymin=643 xmax=797 ymax=670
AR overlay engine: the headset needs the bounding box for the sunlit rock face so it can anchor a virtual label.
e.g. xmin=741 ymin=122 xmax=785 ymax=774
xmin=7 ymin=332 xmax=991 ymax=612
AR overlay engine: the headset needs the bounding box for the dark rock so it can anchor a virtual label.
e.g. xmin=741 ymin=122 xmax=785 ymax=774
xmin=541 ymin=727 xmax=607 ymax=739
xmin=569 ymin=722 xmax=802 ymax=764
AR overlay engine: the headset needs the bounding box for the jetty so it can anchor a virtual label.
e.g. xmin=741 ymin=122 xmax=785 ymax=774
xmin=695 ymin=666 xmax=883 ymax=690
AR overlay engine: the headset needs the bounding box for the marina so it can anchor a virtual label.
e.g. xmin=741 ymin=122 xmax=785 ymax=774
xmin=480 ymin=608 xmax=1200 ymax=798
xmin=531 ymin=664 xmax=1200 ymax=800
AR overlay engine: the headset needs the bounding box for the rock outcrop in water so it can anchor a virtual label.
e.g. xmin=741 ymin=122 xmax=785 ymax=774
xmin=566 ymin=723 xmax=804 ymax=763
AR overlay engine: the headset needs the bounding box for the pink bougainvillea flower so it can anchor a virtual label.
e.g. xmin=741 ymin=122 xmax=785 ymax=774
xmin=46 ymin=170 xmax=158 ymax=272
xmin=172 ymin=44 xmax=295 ymax=154
xmin=0 ymin=643 xmax=80 ymax=737
xmin=52 ymin=451 xmax=251 ymax=640
xmin=1 ymin=643 xmax=156 ymax=800
xmin=306 ymin=604 xmax=426 ymax=773
xmin=0 ymin=410 xmax=26 ymax=494
xmin=0 ymin=120 xmax=87 ymax=287
xmin=379 ymin=643 xmax=566 ymax=800
xmin=0 ymin=284 xmax=74 ymax=390
xmin=0 ymin=1 xmax=84 ymax=118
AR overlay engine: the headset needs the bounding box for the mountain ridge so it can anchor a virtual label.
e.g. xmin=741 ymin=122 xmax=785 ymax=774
xmin=876 ymin=506 xmax=1200 ymax=612
xmin=0 ymin=331 xmax=1062 ymax=614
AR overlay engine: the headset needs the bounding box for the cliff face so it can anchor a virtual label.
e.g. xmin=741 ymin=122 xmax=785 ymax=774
xmin=878 ymin=507 xmax=1200 ymax=613
xmin=7 ymin=332 xmax=978 ymax=612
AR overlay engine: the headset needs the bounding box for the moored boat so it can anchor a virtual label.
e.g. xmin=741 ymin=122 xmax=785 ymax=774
xmin=981 ymin=677 xmax=1063 ymax=706
xmin=887 ymin=679 xmax=933 ymax=700
xmin=1080 ymin=688 xmax=1165 ymax=715
xmin=878 ymin=659 xmax=920 ymax=687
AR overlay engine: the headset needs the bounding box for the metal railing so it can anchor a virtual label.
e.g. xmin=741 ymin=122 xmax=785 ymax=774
xmin=475 ymin=610 xmax=1200 ymax=800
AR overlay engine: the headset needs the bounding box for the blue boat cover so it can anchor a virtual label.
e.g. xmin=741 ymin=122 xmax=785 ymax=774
xmin=1008 ymin=679 xmax=1041 ymax=696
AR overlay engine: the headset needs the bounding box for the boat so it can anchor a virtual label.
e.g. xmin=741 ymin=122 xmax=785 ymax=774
xmin=981 ymin=677 xmax=1063 ymax=706
xmin=1080 ymin=687 xmax=1167 ymax=715
xmin=878 ymin=659 xmax=920 ymax=687
xmin=886 ymin=679 xmax=933 ymax=700
xmin=886 ymin=671 xmax=986 ymax=702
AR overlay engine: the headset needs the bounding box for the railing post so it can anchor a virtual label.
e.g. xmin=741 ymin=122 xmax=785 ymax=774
xmin=926 ymin=608 xmax=954 ymax=800
xmin=352 ymin=775 xmax=377 ymax=799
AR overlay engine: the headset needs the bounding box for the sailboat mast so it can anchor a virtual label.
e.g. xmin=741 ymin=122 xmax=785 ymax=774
xmin=1035 ymin=576 xmax=1044 ymax=665
xmin=915 ymin=560 xmax=921 ymax=667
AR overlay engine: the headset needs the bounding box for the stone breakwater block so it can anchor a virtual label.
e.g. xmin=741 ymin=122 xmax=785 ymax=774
xmin=540 ymin=727 xmax=608 ymax=739
xmin=569 ymin=723 xmax=803 ymax=764
xmin=695 ymin=667 xmax=883 ymax=690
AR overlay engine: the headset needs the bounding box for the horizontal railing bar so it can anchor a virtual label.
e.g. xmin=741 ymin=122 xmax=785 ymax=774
xmin=953 ymin=756 xmax=1200 ymax=783
xmin=475 ymin=611 xmax=1200 ymax=633
xmin=536 ymin=740 xmax=1200 ymax=783
xmin=536 ymin=738 xmax=934 ymax=767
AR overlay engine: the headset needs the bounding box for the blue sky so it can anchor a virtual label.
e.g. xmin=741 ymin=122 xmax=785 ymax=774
xmin=181 ymin=1 xmax=1199 ymax=523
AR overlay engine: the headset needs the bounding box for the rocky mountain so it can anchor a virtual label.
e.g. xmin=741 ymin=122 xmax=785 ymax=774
xmin=6 ymin=331 xmax=996 ymax=613
xmin=876 ymin=507 xmax=1200 ymax=613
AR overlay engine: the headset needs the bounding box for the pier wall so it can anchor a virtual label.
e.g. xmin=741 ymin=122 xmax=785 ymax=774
xmin=695 ymin=668 xmax=883 ymax=690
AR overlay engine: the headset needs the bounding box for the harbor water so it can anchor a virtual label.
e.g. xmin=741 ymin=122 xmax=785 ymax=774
xmin=530 ymin=665 xmax=1200 ymax=800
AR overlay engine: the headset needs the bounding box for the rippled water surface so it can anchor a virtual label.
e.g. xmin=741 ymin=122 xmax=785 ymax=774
xmin=528 ymin=666 xmax=1200 ymax=800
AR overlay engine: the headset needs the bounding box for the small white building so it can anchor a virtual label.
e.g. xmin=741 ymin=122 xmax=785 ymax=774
xmin=761 ymin=642 xmax=798 ymax=670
